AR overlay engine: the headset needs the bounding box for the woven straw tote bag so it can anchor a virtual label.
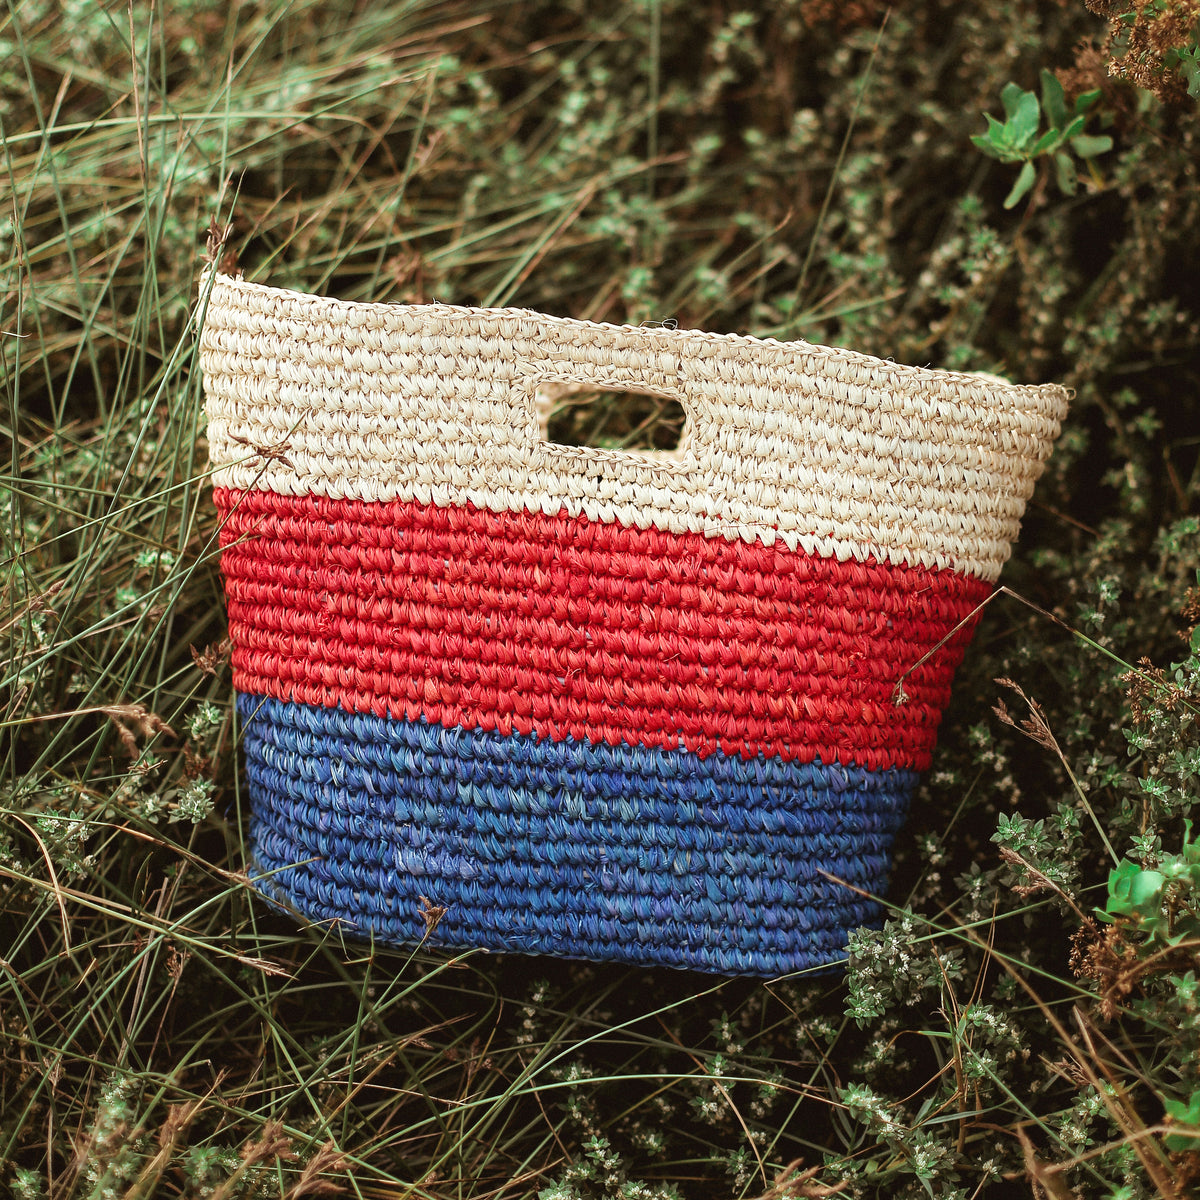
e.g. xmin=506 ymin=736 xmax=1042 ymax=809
xmin=199 ymin=272 xmax=1069 ymax=976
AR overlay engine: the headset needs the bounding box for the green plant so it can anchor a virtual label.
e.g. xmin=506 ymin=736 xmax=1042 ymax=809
xmin=972 ymin=69 xmax=1114 ymax=207
xmin=1084 ymin=0 xmax=1200 ymax=102
xmin=1101 ymin=821 xmax=1200 ymax=942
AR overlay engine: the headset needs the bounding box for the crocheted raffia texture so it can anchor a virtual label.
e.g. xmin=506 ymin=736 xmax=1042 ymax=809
xmin=201 ymin=273 xmax=1069 ymax=976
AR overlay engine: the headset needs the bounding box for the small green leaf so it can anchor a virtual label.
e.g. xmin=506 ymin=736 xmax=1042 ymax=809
xmin=1054 ymin=150 xmax=1076 ymax=195
xmin=1186 ymin=63 xmax=1200 ymax=100
xmin=982 ymin=113 xmax=1008 ymax=138
xmin=1040 ymin=69 xmax=1068 ymax=129
xmin=1003 ymin=160 xmax=1037 ymax=209
xmin=973 ymin=113 xmax=1031 ymax=161
xmin=1191 ymin=624 xmax=1200 ymax=653
xmin=1166 ymin=1093 xmax=1200 ymax=1125
xmin=1008 ymin=89 xmax=1042 ymax=145
xmin=1030 ymin=128 xmax=1062 ymax=156
xmin=1107 ymin=861 xmax=1165 ymax=920
xmin=1071 ymin=133 xmax=1113 ymax=158
xmin=1000 ymin=81 xmax=1027 ymax=120
xmin=1164 ymin=1091 xmax=1200 ymax=1151
xmin=1128 ymin=870 xmax=1166 ymax=911
xmin=1167 ymin=45 xmax=1200 ymax=98
xmin=1107 ymin=860 xmax=1140 ymax=899
xmin=972 ymin=115 xmax=1023 ymax=161
xmin=1184 ymin=820 xmax=1197 ymax=851
xmin=1074 ymin=88 xmax=1102 ymax=115
xmin=970 ymin=132 xmax=999 ymax=157
xmin=1062 ymin=114 xmax=1088 ymax=142
xmin=1162 ymin=920 xmax=1200 ymax=949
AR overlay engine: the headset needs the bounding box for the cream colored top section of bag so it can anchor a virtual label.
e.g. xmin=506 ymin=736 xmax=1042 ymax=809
xmin=199 ymin=272 xmax=1069 ymax=582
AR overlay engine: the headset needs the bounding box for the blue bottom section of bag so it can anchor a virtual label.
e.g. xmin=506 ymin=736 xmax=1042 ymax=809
xmin=237 ymin=694 xmax=916 ymax=976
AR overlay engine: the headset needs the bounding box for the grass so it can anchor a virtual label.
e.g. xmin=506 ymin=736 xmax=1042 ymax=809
xmin=2 ymin=0 xmax=1200 ymax=1197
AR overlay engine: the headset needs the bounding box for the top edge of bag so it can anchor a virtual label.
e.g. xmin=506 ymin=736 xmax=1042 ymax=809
xmin=199 ymin=270 xmax=1073 ymax=407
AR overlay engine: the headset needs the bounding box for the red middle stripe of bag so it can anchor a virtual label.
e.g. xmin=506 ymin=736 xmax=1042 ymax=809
xmin=215 ymin=488 xmax=990 ymax=774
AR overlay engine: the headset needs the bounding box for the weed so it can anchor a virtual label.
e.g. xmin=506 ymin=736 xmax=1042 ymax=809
xmin=972 ymin=70 xmax=1113 ymax=208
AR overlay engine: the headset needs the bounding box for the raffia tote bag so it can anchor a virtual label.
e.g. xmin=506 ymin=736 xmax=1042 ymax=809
xmin=200 ymin=272 xmax=1069 ymax=976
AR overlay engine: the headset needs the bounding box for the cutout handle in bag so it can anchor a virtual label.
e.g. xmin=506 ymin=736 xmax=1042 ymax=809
xmin=515 ymin=324 xmax=691 ymax=463
xmin=535 ymin=381 xmax=688 ymax=457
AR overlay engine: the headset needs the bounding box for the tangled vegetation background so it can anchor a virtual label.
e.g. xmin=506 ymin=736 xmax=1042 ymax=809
xmin=2 ymin=1 xmax=1199 ymax=1196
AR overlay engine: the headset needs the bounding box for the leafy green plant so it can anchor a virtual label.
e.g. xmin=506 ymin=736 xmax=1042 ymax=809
xmin=1164 ymin=1090 xmax=1200 ymax=1151
xmin=972 ymin=69 xmax=1113 ymax=207
xmin=1101 ymin=821 xmax=1200 ymax=944
xmin=1084 ymin=0 xmax=1200 ymax=103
